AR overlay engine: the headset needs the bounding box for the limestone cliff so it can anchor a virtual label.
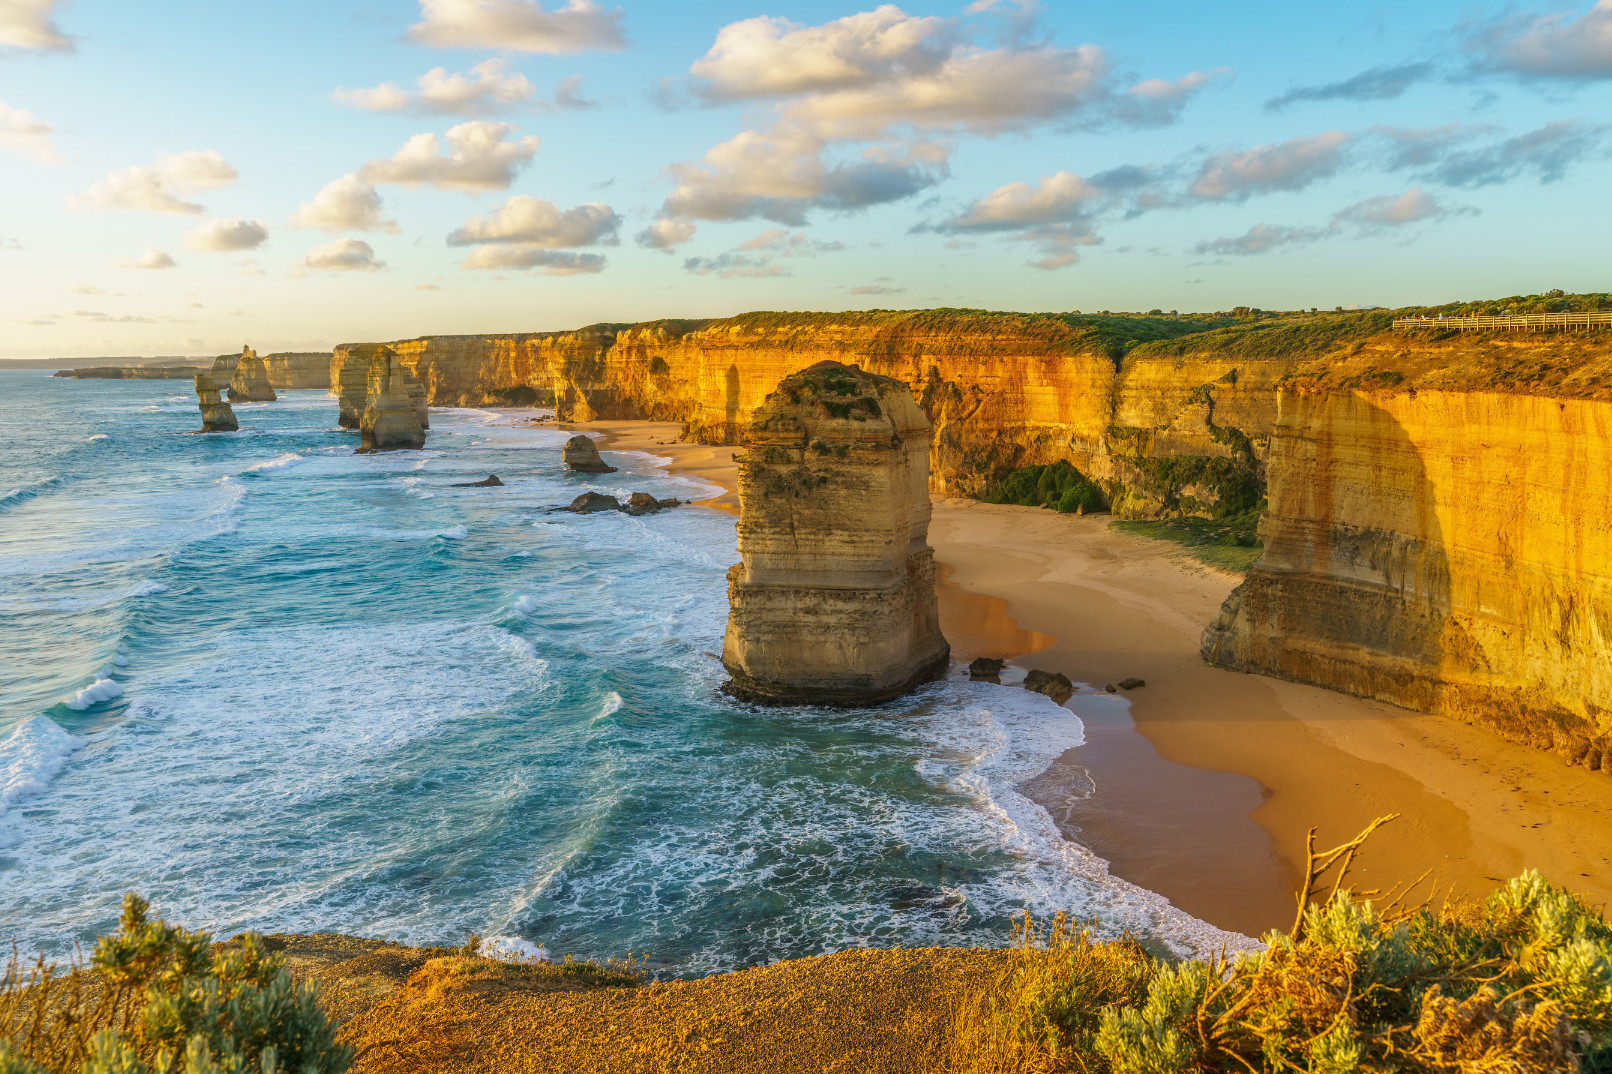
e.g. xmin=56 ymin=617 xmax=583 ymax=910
xmin=334 ymin=344 xmax=427 ymax=431
xmin=227 ymin=346 xmax=277 ymax=402
xmin=1203 ymin=330 xmax=1612 ymax=773
xmin=355 ymin=345 xmax=426 ymax=452
xmin=337 ymin=311 xmax=1381 ymax=517
xmin=260 ymin=352 xmax=332 ymax=390
xmin=194 ymin=354 xmax=238 ymax=433
xmin=722 ymin=362 xmax=949 ymax=706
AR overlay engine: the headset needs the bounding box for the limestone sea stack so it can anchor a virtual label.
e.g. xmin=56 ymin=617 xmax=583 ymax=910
xmin=194 ymin=368 xmax=238 ymax=432
xmin=336 ymin=347 xmax=370 ymax=429
xmin=227 ymin=346 xmax=277 ymax=402
xmin=721 ymin=361 xmax=949 ymax=706
xmin=563 ymin=434 xmax=617 ymax=473
xmin=358 ymin=344 xmax=426 ymax=452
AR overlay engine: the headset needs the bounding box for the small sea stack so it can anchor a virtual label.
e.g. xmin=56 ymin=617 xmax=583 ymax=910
xmin=227 ymin=346 xmax=277 ymax=402
xmin=721 ymin=361 xmax=949 ymax=706
xmin=194 ymin=368 xmax=238 ymax=432
xmin=563 ymin=434 xmax=617 ymax=473
xmin=358 ymin=345 xmax=426 ymax=453
xmin=335 ymin=346 xmax=370 ymax=429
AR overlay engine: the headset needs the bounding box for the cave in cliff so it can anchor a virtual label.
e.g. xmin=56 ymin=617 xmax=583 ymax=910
xmin=721 ymin=361 xmax=950 ymax=706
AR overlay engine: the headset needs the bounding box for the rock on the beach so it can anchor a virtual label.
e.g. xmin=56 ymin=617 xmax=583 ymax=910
xmin=567 ymin=491 xmax=622 ymax=513
xmin=454 ymin=474 xmax=504 ymax=488
xmin=1024 ymin=669 xmax=1074 ymax=705
xmin=227 ymin=345 xmax=277 ymax=402
xmin=1118 ymin=677 xmax=1146 ymax=690
xmin=358 ymin=345 xmax=426 ymax=453
xmin=623 ymin=492 xmax=681 ymax=516
xmin=968 ymin=657 xmax=1006 ymax=683
xmin=563 ymin=434 xmax=617 ymax=473
xmin=721 ymin=361 xmax=949 ymax=706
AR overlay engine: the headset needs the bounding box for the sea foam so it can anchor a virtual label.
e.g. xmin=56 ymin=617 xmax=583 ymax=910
xmin=0 ymin=716 xmax=85 ymax=849
xmin=245 ymin=453 xmax=304 ymax=473
xmin=66 ymin=677 xmax=123 ymax=710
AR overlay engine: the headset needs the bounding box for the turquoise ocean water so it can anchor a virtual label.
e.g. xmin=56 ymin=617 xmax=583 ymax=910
xmin=0 ymin=371 xmax=1239 ymax=971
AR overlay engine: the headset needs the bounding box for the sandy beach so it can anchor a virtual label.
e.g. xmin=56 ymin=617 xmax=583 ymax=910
xmin=582 ymin=419 xmax=1612 ymax=939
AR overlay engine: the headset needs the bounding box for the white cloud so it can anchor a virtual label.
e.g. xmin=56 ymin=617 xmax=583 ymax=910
xmin=1190 ymin=131 xmax=1351 ymax=201
xmin=69 ymin=151 xmax=239 ymax=215
xmin=298 ymin=237 xmax=386 ymax=273
xmin=70 ymin=283 xmax=124 ymax=296
xmin=688 ymin=8 xmax=957 ymax=100
xmin=1193 ymin=188 xmax=1471 ymax=257
xmin=636 ymin=215 xmax=698 ymax=250
xmin=655 ymin=7 xmax=1211 ymax=229
xmin=0 ymin=101 xmax=61 ymax=163
xmin=1332 ymin=187 xmax=1453 ymax=228
xmin=849 ymin=283 xmax=905 ymax=294
xmin=1192 ymin=224 xmax=1325 ymax=256
xmin=185 ymin=218 xmax=270 ymax=252
xmin=408 ymin=0 xmax=625 ymax=54
xmin=334 ymin=59 xmax=537 ymax=116
xmin=459 ymin=246 xmax=606 ymax=273
xmin=447 ymin=195 xmax=619 ymax=246
xmin=946 ymin=170 xmax=1102 ymax=229
xmin=359 ymin=120 xmax=539 ymax=192
xmin=681 ymin=227 xmax=844 ymax=278
xmin=289 ymin=174 xmax=399 ymax=233
xmin=0 ymin=0 xmax=71 ymax=50
xmin=116 ymin=248 xmax=177 ymax=270
xmin=1468 ymin=1 xmax=1612 ymax=80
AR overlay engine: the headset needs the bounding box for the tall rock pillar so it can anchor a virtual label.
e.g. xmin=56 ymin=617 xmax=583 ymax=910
xmin=358 ymin=344 xmax=426 ymax=452
xmin=228 ymin=345 xmax=277 ymax=402
xmin=722 ymin=361 xmax=949 ymax=705
xmin=194 ymin=351 xmax=241 ymax=432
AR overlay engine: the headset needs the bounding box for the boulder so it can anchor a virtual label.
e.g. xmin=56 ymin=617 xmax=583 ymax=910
xmin=968 ymin=657 xmax=1006 ymax=683
xmin=721 ymin=361 xmax=949 ymax=706
xmin=1024 ymin=669 xmax=1074 ymax=705
xmin=623 ymin=492 xmax=681 ymax=516
xmin=454 ymin=474 xmax=504 ymax=488
xmin=358 ymin=345 xmax=426 ymax=453
xmin=566 ymin=491 xmax=621 ymax=513
xmin=563 ymin=434 xmax=617 ymax=473
xmin=1118 ymin=677 xmax=1146 ymax=690
xmin=227 ymin=346 xmax=277 ymax=402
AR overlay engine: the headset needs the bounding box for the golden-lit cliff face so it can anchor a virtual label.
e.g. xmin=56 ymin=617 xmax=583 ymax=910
xmin=1205 ymin=332 xmax=1612 ymax=771
xmin=338 ymin=312 xmax=1330 ymax=511
xmin=261 ymin=352 xmax=332 ymax=390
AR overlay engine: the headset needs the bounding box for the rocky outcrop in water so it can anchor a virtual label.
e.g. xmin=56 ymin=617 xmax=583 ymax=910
xmin=721 ymin=362 xmax=949 ymax=706
xmin=1023 ymin=669 xmax=1073 ymax=705
xmin=566 ymin=491 xmax=621 ymax=513
xmin=454 ymin=474 xmax=504 ymax=487
xmin=194 ymin=354 xmax=239 ymax=433
xmin=227 ymin=346 xmax=277 ymax=402
xmin=563 ymin=434 xmax=616 ymax=473
xmin=1202 ymin=330 xmax=1612 ymax=773
xmin=357 ymin=345 xmax=426 ymax=453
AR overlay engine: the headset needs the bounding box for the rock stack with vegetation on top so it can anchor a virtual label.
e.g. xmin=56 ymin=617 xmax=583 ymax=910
xmin=358 ymin=345 xmax=426 ymax=453
xmin=721 ymin=361 xmax=949 ymax=706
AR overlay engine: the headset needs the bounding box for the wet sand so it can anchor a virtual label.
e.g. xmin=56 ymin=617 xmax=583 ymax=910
xmin=576 ymin=419 xmax=1612 ymax=939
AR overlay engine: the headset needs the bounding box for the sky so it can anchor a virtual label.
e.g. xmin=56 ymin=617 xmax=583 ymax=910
xmin=1 ymin=0 xmax=1610 ymax=359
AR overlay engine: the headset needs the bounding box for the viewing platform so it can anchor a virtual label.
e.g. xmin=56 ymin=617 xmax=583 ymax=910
xmin=1394 ymin=311 xmax=1612 ymax=332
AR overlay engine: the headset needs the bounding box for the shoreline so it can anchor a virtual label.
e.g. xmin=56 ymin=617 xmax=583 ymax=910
xmin=577 ymin=417 xmax=1612 ymax=939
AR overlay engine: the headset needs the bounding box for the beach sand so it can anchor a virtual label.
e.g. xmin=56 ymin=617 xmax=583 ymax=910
xmin=582 ymin=419 xmax=1612 ymax=939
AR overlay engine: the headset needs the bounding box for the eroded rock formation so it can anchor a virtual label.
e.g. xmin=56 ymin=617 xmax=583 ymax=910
xmin=260 ymin=352 xmax=331 ymax=390
xmin=357 ymin=345 xmax=426 ymax=453
xmin=563 ymin=434 xmax=616 ymax=473
xmin=194 ymin=352 xmax=240 ymax=432
xmin=721 ymin=362 xmax=949 ymax=706
xmin=227 ymin=346 xmax=277 ymax=402
xmin=1203 ymin=331 xmax=1612 ymax=773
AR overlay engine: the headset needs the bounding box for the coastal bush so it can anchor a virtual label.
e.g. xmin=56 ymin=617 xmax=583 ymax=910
xmin=1 ymin=893 xmax=350 ymax=1074
xmin=948 ymin=821 xmax=1612 ymax=1074
xmin=985 ymin=462 xmax=1104 ymax=514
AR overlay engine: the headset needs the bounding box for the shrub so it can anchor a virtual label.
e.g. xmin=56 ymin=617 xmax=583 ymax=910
xmin=948 ymin=819 xmax=1612 ymax=1073
xmin=1 ymin=894 xmax=350 ymax=1074
xmin=985 ymin=461 xmax=1104 ymax=513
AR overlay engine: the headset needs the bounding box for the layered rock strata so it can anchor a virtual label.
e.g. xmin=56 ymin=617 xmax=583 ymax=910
xmin=336 ymin=346 xmax=427 ymax=431
xmin=1203 ymin=332 xmax=1612 ymax=772
xmin=194 ymin=353 xmax=238 ymax=432
xmin=563 ymin=434 xmax=616 ymax=473
xmin=722 ymin=362 xmax=949 ymax=706
xmin=260 ymin=352 xmax=332 ymax=390
xmin=227 ymin=346 xmax=277 ymax=402
xmin=335 ymin=312 xmax=1387 ymax=516
xmin=356 ymin=345 xmax=426 ymax=452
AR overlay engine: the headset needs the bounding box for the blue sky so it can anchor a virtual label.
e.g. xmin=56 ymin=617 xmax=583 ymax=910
xmin=1 ymin=0 xmax=1610 ymax=358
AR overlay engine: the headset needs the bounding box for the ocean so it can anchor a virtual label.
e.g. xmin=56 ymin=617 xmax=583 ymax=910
xmin=0 ymin=371 xmax=1240 ymax=972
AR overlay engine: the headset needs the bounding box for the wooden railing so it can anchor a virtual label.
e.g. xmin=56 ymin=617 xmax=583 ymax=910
xmin=1393 ymin=311 xmax=1612 ymax=331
